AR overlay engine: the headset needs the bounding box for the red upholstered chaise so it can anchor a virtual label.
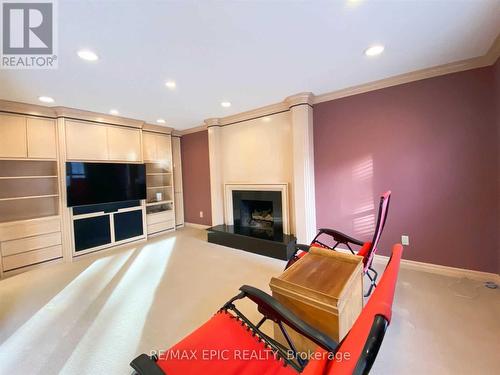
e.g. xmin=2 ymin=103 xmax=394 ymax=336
xmin=286 ymin=191 xmax=392 ymax=297
xmin=130 ymin=244 xmax=403 ymax=375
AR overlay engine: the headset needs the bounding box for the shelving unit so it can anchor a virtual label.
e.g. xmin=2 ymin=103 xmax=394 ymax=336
xmin=0 ymin=160 xmax=59 ymax=223
xmin=144 ymin=141 xmax=176 ymax=235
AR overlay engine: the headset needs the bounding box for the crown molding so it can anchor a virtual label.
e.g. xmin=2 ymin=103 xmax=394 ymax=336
xmin=54 ymin=106 xmax=144 ymax=128
xmin=313 ymin=50 xmax=497 ymax=105
xmin=142 ymin=123 xmax=173 ymax=134
xmin=0 ymin=99 xmax=57 ymax=118
xmin=178 ymin=124 xmax=208 ymax=135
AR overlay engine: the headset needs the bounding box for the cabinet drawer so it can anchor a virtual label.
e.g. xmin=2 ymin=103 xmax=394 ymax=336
xmin=1 ymin=231 xmax=61 ymax=256
xmin=146 ymin=211 xmax=174 ymax=225
xmin=0 ymin=217 xmax=61 ymax=242
xmin=147 ymin=220 xmax=175 ymax=234
xmin=2 ymin=245 xmax=62 ymax=271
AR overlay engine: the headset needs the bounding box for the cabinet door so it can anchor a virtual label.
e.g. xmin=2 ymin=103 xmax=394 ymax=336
xmin=142 ymin=132 xmax=157 ymax=162
xmin=0 ymin=114 xmax=27 ymax=158
xmin=174 ymin=191 xmax=184 ymax=225
xmin=107 ymin=126 xmax=141 ymax=161
xmin=65 ymin=120 xmax=108 ymax=160
xmin=27 ymin=118 xmax=57 ymax=159
xmin=172 ymin=137 xmax=183 ymax=192
xmin=156 ymin=134 xmax=172 ymax=165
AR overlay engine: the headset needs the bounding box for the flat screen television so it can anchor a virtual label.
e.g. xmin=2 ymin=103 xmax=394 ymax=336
xmin=66 ymin=162 xmax=146 ymax=207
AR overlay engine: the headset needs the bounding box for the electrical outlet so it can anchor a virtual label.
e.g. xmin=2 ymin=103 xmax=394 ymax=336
xmin=199 ymin=211 xmax=204 ymax=218
xmin=401 ymin=235 xmax=410 ymax=246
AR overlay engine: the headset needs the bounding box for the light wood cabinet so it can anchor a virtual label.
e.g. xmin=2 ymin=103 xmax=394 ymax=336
xmin=65 ymin=120 xmax=108 ymax=160
xmin=143 ymin=131 xmax=171 ymax=164
xmin=0 ymin=114 xmax=27 ymax=158
xmin=172 ymin=137 xmax=183 ymax=193
xmin=107 ymin=126 xmax=141 ymax=161
xmin=142 ymin=132 xmax=158 ymax=162
xmin=156 ymin=134 xmax=171 ymax=163
xmin=27 ymin=118 xmax=57 ymax=159
xmin=174 ymin=192 xmax=184 ymax=225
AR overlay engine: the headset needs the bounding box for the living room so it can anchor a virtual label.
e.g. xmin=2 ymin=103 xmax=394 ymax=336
xmin=0 ymin=1 xmax=499 ymax=374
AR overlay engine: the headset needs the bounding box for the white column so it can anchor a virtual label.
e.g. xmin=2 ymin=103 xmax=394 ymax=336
xmin=286 ymin=93 xmax=317 ymax=244
xmin=206 ymin=118 xmax=225 ymax=226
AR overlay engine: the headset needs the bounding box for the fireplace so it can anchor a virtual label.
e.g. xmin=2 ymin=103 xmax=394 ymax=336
xmin=232 ymin=190 xmax=283 ymax=239
xmin=207 ymin=184 xmax=296 ymax=260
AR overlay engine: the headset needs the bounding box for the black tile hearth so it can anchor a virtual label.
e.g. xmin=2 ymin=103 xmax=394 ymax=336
xmin=207 ymin=224 xmax=296 ymax=260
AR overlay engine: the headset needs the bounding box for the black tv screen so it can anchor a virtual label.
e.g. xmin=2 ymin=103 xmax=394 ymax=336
xmin=66 ymin=162 xmax=146 ymax=207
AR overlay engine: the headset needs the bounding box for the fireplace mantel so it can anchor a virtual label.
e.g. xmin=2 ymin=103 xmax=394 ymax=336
xmin=224 ymin=183 xmax=290 ymax=235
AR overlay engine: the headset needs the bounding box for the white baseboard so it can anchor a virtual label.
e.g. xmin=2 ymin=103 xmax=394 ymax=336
xmin=335 ymin=247 xmax=499 ymax=283
xmin=184 ymin=222 xmax=211 ymax=230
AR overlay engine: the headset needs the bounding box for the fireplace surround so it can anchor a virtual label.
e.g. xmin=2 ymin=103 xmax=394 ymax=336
xmin=207 ymin=183 xmax=296 ymax=260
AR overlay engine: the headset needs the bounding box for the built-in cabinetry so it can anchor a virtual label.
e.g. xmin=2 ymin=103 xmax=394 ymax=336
xmin=172 ymin=136 xmax=184 ymax=227
xmin=0 ymin=104 xmax=185 ymax=278
xmin=65 ymin=120 xmax=142 ymax=162
xmin=0 ymin=113 xmax=62 ymax=276
xmin=143 ymin=130 xmax=176 ymax=235
xmin=0 ymin=216 xmax=63 ymax=273
xmin=71 ymin=201 xmax=145 ymax=256
xmin=143 ymin=131 xmax=172 ymax=164
xmin=0 ymin=114 xmax=57 ymax=159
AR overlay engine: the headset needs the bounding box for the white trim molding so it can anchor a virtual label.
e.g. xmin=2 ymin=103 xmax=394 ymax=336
xmin=224 ymin=183 xmax=290 ymax=234
xmin=334 ymin=247 xmax=500 ymax=283
xmin=185 ymin=222 xmax=211 ymax=230
xmin=373 ymin=254 xmax=500 ymax=283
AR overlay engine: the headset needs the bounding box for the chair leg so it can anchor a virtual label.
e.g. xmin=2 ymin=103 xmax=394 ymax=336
xmin=364 ymin=266 xmax=378 ymax=297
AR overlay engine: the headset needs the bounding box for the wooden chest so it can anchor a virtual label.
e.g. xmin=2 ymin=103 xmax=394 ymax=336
xmin=269 ymin=247 xmax=364 ymax=352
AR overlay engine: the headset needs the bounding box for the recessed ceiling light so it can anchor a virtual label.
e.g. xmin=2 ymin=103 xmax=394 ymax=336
xmin=38 ymin=96 xmax=54 ymax=103
xmin=262 ymin=117 xmax=271 ymax=122
xmin=109 ymin=109 xmax=119 ymax=116
xmin=156 ymin=119 xmax=166 ymax=124
xmin=77 ymin=49 xmax=99 ymax=61
xmin=221 ymin=101 xmax=231 ymax=108
xmin=364 ymin=45 xmax=384 ymax=57
xmin=165 ymin=80 xmax=176 ymax=89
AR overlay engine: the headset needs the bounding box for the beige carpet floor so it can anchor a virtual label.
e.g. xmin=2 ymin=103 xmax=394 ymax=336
xmin=0 ymin=227 xmax=498 ymax=374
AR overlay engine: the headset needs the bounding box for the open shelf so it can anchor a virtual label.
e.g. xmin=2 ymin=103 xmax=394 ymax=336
xmin=0 ymin=160 xmax=59 ymax=223
xmin=146 ymin=200 xmax=173 ymax=206
xmin=146 ymin=163 xmax=172 ymax=175
xmin=0 ymin=160 xmax=58 ymax=177
xmin=146 ymin=172 xmax=172 ymax=176
xmin=0 ymin=175 xmax=58 ymax=180
xmin=147 ymin=185 xmax=172 ymax=189
xmin=146 ymin=201 xmax=174 ymax=215
xmin=0 ymin=196 xmax=59 ymax=223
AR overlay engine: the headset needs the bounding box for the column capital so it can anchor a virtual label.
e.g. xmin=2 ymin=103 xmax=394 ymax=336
xmin=204 ymin=118 xmax=221 ymax=127
xmin=285 ymin=92 xmax=315 ymax=108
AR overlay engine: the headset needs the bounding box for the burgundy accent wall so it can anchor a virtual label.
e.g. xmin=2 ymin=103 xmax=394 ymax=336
xmin=181 ymin=130 xmax=212 ymax=226
xmin=314 ymin=64 xmax=499 ymax=273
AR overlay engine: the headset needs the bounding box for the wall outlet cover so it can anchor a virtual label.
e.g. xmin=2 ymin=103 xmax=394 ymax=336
xmin=199 ymin=211 xmax=204 ymax=218
xmin=401 ymin=235 xmax=410 ymax=246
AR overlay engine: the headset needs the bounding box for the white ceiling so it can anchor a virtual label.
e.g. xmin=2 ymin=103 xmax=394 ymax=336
xmin=0 ymin=0 xmax=499 ymax=130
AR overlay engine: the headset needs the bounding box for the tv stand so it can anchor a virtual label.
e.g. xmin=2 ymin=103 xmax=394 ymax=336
xmin=71 ymin=200 xmax=146 ymax=256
